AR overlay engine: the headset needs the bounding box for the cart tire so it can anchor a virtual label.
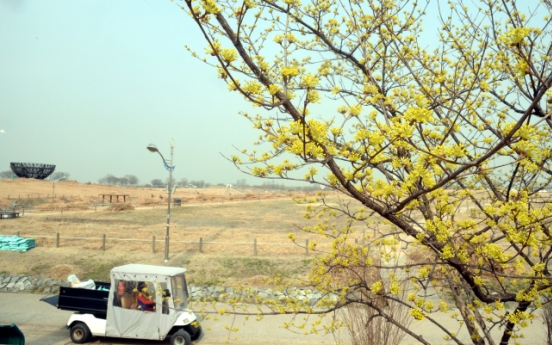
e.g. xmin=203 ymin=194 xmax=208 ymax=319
xmin=70 ymin=323 xmax=91 ymax=344
xmin=189 ymin=325 xmax=202 ymax=341
xmin=171 ymin=329 xmax=191 ymax=345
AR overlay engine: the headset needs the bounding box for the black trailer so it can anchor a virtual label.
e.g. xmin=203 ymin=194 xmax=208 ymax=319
xmin=42 ymin=282 xmax=110 ymax=316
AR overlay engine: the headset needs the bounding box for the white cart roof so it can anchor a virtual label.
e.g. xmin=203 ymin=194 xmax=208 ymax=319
xmin=111 ymin=264 xmax=186 ymax=277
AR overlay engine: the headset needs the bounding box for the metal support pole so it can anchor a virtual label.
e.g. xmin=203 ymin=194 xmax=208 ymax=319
xmin=164 ymin=236 xmax=169 ymax=261
xmin=102 ymin=234 xmax=106 ymax=251
xmin=147 ymin=141 xmax=175 ymax=263
xmin=165 ymin=144 xmax=173 ymax=263
xmin=254 ymin=238 xmax=257 ymax=256
xmin=56 ymin=233 xmax=60 ymax=248
xmin=306 ymin=239 xmax=309 ymax=255
xmin=199 ymin=237 xmax=203 ymax=253
xmin=153 ymin=236 xmax=156 ymax=253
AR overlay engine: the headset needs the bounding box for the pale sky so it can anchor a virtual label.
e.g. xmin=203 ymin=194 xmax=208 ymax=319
xmin=2 ymin=1 xmax=543 ymax=187
xmin=0 ymin=0 xmax=261 ymax=186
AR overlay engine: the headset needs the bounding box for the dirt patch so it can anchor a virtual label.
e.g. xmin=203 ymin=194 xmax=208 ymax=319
xmin=105 ymin=203 xmax=135 ymax=211
xmin=48 ymin=264 xmax=77 ymax=280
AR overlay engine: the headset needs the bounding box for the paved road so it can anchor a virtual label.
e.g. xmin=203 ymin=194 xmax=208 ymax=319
xmin=0 ymin=293 xmax=335 ymax=345
xmin=1 ymin=293 xmax=548 ymax=344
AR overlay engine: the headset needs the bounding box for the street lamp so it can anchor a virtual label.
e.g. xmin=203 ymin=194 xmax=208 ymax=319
xmin=147 ymin=142 xmax=175 ymax=262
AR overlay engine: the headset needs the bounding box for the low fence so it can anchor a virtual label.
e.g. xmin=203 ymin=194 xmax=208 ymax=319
xmin=1 ymin=204 xmax=111 ymax=215
xmin=5 ymin=193 xmax=551 ymax=212
xmin=4 ymin=231 xmax=333 ymax=257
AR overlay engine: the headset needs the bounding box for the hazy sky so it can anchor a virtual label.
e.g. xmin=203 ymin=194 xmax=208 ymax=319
xmin=0 ymin=0 xmax=262 ymax=185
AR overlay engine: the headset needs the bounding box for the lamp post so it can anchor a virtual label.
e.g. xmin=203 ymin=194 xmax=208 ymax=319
xmin=147 ymin=142 xmax=174 ymax=262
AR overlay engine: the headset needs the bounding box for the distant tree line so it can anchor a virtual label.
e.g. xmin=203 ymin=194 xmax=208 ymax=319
xmin=0 ymin=169 xmax=318 ymax=192
xmin=177 ymin=178 xmax=210 ymax=188
xmin=189 ymin=180 xmax=210 ymax=188
xmin=98 ymin=174 xmax=139 ymax=186
xmin=48 ymin=172 xmax=70 ymax=181
xmin=148 ymin=177 xmax=211 ymax=189
xmin=0 ymin=170 xmax=13 ymax=179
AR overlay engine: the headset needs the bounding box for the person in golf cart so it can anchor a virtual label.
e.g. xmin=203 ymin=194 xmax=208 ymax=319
xmin=136 ymin=282 xmax=156 ymax=312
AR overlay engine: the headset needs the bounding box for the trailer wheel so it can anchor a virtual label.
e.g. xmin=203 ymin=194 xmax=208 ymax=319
xmin=70 ymin=323 xmax=91 ymax=344
xmin=171 ymin=329 xmax=191 ymax=345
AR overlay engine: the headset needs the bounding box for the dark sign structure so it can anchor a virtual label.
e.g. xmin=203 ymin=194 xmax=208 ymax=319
xmin=10 ymin=162 xmax=56 ymax=179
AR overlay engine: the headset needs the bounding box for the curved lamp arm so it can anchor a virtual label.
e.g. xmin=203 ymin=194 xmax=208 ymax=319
xmin=147 ymin=144 xmax=173 ymax=168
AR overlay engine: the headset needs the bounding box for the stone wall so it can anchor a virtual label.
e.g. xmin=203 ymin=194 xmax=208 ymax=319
xmin=0 ymin=274 xmax=335 ymax=307
xmin=0 ymin=274 xmax=63 ymax=294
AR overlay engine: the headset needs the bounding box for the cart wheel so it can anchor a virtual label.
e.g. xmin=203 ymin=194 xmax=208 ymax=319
xmin=70 ymin=322 xmax=91 ymax=344
xmin=188 ymin=325 xmax=202 ymax=341
xmin=171 ymin=329 xmax=191 ymax=345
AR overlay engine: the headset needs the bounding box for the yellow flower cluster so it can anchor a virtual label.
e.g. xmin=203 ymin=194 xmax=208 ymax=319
xmin=409 ymin=307 xmax=425 ymax=320
xmin=201 ymin=0 xmax=221 ymax=14
xmin=501 ymin=27 xmax=541 ymax=45
xmin=220 ymin=48 xmax=238 ymax=63
xmin=300 ymin=73 xmax=319 ymax=89
xmin=281 ymin=66 xmax=300 ymax=77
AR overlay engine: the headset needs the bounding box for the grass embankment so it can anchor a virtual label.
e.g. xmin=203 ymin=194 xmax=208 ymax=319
xmin=1 ymin=197 xmax=348 ymax=286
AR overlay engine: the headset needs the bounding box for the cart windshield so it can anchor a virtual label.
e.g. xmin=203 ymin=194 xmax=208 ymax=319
xmin=171 ymin=274 xmax=188 ymax=310
xmin=111 ymin=280 xmax=158 ymax=312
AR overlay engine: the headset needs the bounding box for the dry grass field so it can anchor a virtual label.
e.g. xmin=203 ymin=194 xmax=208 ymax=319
xmin=3 ymin=179 xmax=533 ymax=289
xmin=0 ymin=178 xmax=302 ymax=211
xmin=0 ymin=178 xmax=342 ymax=287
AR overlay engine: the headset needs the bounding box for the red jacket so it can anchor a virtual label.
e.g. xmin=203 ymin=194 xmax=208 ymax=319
xmin=137 ymin=293 xmax=155 ymax=311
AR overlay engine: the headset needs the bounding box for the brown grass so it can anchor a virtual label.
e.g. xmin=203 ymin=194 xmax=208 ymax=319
xmin=0 ymin=179 xmax=329 ymax=285
xmin=0 ymin=178 xmax=300 ymax=211
xmin=105 ymin=203 xmax=135 ymax=211
xmin=4 ymin=179 xmax=527 ymax=289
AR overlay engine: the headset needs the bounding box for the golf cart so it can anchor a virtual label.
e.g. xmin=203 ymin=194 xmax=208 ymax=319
xmin=56 ymin=264 xmax=201 ymax=345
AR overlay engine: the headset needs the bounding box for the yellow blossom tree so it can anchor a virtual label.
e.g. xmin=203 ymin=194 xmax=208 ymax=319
xmin=179 ymin=0 xmax=552 ymax=343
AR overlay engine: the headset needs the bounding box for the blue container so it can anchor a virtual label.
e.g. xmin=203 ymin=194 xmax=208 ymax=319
xmin=0 ymin=324 xmax=25 ymax=345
